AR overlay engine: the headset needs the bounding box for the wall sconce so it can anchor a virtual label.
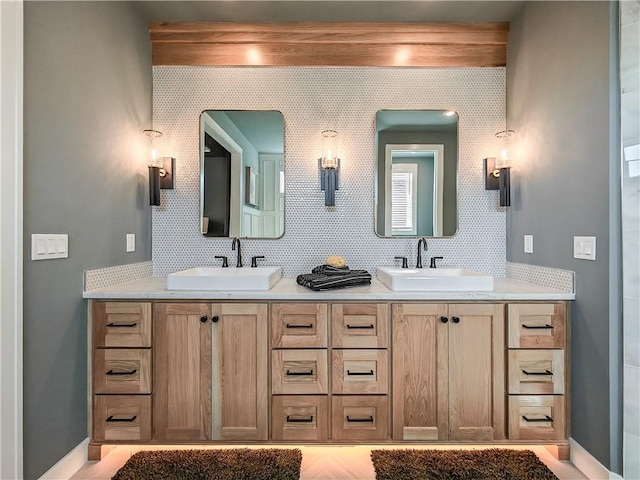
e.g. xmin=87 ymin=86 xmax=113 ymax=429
xmin=484 ymin=129 xmax=514 ymax=207
xmin=318 ymin=130 xmax=340 ymax=206
xmin=144 ymin=129 xmax=175 ymax=206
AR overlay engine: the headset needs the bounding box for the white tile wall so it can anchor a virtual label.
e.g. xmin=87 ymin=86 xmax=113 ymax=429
xmin=84 ymin=261 xmax=153 ymax=291
xmin=505 ymin=261 xmax=575 ymax=293
xmin=152 ymin=67 xmax=507 ymax=277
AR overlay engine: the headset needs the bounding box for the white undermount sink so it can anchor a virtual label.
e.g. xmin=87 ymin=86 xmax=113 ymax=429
xmin=166 ymin=266 xmax=282 ymax=291
xmin=377 ymin=266 xmax=494 ymax=291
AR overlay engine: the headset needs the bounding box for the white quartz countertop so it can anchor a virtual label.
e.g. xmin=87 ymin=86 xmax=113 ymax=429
xmin=83 ymin=276 xmax=575 ymax=301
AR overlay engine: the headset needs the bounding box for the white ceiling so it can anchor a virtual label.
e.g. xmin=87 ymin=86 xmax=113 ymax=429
xmin=133 ymin=1 xmax=525 ymax=23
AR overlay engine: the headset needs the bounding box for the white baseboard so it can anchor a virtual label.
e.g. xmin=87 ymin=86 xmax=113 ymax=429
xmin=569 ymin=438 xmax=623 ymax=480
xmin=39 ymin=438 xmax=89 ymax=480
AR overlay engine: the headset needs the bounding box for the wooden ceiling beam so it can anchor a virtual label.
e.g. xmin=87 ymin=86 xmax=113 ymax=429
xmin=150 ymin=22 xmax=509 ymax=67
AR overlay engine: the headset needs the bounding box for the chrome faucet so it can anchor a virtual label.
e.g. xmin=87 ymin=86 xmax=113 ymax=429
xmin=231 ymin=237 xmax=243 ymax=268
xmin=416 ymin=237 xmax=428 ymax=268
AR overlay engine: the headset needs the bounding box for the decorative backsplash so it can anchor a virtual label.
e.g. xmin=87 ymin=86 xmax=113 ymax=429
xmin=505 ymin=262 xmax=575 ymax=293
xmin=84 ymin=261 xmax=153 ymax=291
xmin=152 ymin=67 xmax=507 ymax=277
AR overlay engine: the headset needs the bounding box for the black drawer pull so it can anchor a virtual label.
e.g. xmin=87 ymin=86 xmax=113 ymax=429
xmin=522 ymin=324 xmax=553 ymax=329
xmin=285 ymin=323 xmax=313 ymax=329
xmin=286 ymin=370 xmax=313 ymax=376
xmin=286 ymin=415 xmax=314 ymax=423
xmin=522 ymin=415 xmax=553 ymax=423
xmin=106 ymin=369 xmax=137 ymax=376
xmin=106 ymin=415 xmax=137 ymax=423
xmin=346 ymin=416 xmax=374 ymax=423
xmin=106 ymin=322 xmax=137 ymax=328
xmin=522 ymin=369 xmax=553 ymax=376
xmin=347 ymin=370 xmax=374 ymax=376
xmin=346 ymin=324 xmax=374 ymax=329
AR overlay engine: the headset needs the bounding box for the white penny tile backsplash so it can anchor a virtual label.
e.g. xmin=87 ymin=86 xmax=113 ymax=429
xmin=152 ymin=67 xmax=508 ymax=277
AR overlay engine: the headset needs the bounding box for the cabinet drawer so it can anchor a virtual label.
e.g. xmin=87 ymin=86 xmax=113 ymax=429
xmin=332 ymin=350 xmax=388 ymax=394
xmin=93 ymin=302 xmax=151 ymax=348
xmin=272 ymin=350 xmax=328 ymax=394
xmin=508 ymin=303 xmax=566 ymax=349
xmin=332 ymin=304 xmax=389 ymax=348
xmin=92 ymin=395 xmax=151 ymax=441
xmin=508 ymin=350 xmax=564 ymax=394
xmin=272 ymin=303 xmax=328 ymax=348
xmin=508 ymin=395 xmax=565 ymax=440
xmin=94 ymin=349 xmax=152 ymax=394
xmin=272 ymin=395 xmax=328 ymax=441
xmin=332 ymin=395 xmax=389 ymax=441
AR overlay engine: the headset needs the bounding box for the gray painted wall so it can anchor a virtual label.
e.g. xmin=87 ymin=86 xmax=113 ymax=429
xmin=23 ymin=2 xmax=152 ymax=478
xmin=506 ymin=1 xmax=620 ymax=471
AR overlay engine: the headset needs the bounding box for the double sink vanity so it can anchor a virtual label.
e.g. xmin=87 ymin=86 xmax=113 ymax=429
xmin=85 ymin=263 xmax=572 ymax=461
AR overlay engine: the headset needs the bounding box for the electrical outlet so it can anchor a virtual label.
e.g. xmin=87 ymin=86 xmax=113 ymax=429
xmin=524 ymin=235 xmax=533 ymax=254
xmin=126 ymin=234 xmax=135 ymax=253
xmin=574 ymin=236 xmax=596 ymax=260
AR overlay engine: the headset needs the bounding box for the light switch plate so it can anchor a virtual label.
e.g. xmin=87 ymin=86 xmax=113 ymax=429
xmin=524 ymin=235 xmax=533 ymax=254
xmin=126 ymin=234 xmax=136 ymax=253
xmin=31 ymin=234 xmax=68 ymax=260
xmin=574 ymin=236 xmax=596 ymax=260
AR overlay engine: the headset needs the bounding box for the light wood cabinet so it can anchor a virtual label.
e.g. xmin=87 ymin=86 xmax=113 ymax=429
xmin=392 ymin=303 xmax=505 ymax=441
xmin=153 ymin=302 xmax=268 ymax=441
xmin=506 ymin=302 xmax=568 ymax=441
xmin=89 ymin=298 xmax=568 ymax=456
xmin=153 ymin=303 xmax=212 ymax=441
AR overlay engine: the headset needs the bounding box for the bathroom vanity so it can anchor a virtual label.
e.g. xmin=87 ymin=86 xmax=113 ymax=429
xmin=85 ymin=277 xmax=572 ymax=461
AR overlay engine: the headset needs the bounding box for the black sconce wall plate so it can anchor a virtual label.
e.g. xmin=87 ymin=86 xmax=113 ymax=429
xmin=483 ymin=157 xmax=500 ymax=190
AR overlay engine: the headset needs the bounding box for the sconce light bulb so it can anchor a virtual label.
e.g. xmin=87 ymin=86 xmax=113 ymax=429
xmin=151 ymin=149 xmax=157 ymax=161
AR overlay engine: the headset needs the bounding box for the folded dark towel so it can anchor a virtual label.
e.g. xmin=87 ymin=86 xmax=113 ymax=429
xmin=297 ymin=265 xmax=372 ymax=291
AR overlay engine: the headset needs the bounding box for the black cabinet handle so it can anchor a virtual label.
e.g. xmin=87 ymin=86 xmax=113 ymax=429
xmin=286 ymin=323 xmax=313 ymax=329
xmin=346 ymin=324 xmax=374 ymax=329
xmin=286 ymin=370 xmax=314 ymax=376
xmin=106 ymin=415 xmax=137 ymax=423
xmin=522 ymin=369 xmax=553 ymax=376
xmin=522 ymin=415 xmax=553 ymax=423
xmin=106 ymin=322 xmax=137 ymax=328
xmin=211 ymin=316 xmax=219 ymax=323
xmin=522 ymin=324 xmax=554 ymax=329
xmin=106 ymin=369 xmax=137 ymax=376
xmin=200 ymin=316 xmax=208 ymax=323
xmin=346 ymin=416 xmax=374 ymax=423
xmin=452 ymin=316 xmax=461 ymax=323
xmin=286 ymin=416 xmax=314 ymax=423
xmin=347 ymin=370 xmax=374 ymax=376
xmin=440 ymin=316 xmax=449 ymax=323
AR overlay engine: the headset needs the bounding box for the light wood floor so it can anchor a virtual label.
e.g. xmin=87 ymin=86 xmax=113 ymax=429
xmin=71 ymin=444 xmax=588 ymax=480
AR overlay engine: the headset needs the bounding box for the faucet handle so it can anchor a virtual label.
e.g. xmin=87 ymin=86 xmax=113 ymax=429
xmin=429 ymin=256 xmax=444 ymax=269
xmin=251 ymin=255 xmax=265 ymax=268
xmin=214 ymin=255 xmax=229 ymax=268
xmin=394 ymin=256 xmax=409 ymax=269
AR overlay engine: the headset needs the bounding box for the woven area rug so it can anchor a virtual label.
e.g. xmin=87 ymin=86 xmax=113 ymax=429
xmin=112 ymin=448 xmax=302 ymax=480
xmin=370 ymin=448 xmax=558 ymax=480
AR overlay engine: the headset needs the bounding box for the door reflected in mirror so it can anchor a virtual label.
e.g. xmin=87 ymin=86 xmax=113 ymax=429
xmin=375 ymin=110 xmax=458 ymax=237
xmin=200 ymin=110 xmax=284 ymax=238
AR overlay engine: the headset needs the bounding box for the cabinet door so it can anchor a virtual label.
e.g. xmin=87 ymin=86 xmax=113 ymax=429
xmin=212 ymin=303 xmax=268 ymax=440
xmin=448 ymin=304 xmax=505 ymax=441
xmin=154 ymin=303 xmax=212 ymax=441
xmin=392 ymin=303 xmax=448 ymax=440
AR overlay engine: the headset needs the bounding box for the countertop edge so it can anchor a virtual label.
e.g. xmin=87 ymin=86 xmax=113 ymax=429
xmin=83 ymin=276 xmax=576 ymax=301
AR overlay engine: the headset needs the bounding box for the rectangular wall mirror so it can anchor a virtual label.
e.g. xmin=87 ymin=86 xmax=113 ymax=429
xmin=375 ymin=110 xmax=458 ymax=237
xmin=200 ymin=110 xmax=284 ymax=238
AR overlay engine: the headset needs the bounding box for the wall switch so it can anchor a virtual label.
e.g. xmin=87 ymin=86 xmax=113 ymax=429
xmin=126 ymin=234 xmax=136 ymax=253
xmin=574 ymin=236 xmax=596 ymax=260
xmin=524 ymin=235 xmax=534 ymax=254
xmin=31 ymin=234 xmax=68 ymax=260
